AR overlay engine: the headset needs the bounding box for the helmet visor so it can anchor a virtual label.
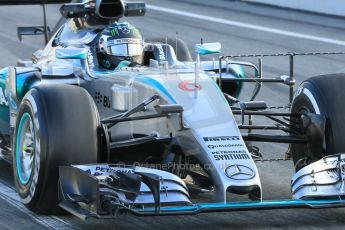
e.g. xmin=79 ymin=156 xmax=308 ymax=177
xmin=107 ymin=39 xmax=143 ymax=57
xmin=110 ymin=43 xmax=142 ymax=57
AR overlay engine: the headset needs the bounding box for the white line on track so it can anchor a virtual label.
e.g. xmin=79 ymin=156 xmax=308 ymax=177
xmin=147 ymin=5 xmax=345 ymax=47
xmin=0 ymin=180 xmax=74 ymax=230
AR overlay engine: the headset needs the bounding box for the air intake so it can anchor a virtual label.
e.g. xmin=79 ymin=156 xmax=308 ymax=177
xmin=96 ymin=0 xmax=125 ymax=19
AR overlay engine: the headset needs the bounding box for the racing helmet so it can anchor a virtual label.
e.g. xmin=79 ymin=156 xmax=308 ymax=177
xmin=98 ymin=22 xmax=143 ymax=69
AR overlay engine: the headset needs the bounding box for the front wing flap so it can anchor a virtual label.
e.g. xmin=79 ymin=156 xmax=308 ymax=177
xmin=58 ymin=164 xmax=191 ymax=219
xmin=292 ymin=153 xmax=345 ymax=199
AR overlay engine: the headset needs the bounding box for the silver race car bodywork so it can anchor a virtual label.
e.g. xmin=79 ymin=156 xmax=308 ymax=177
xmin=2 ymin=0 xmax=345 ymax=220
xmin=83 ymin=67 xmax=262 ymax=202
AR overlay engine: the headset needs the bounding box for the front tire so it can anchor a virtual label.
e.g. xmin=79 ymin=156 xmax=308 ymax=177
xmin=13 ymin=84 xmax=100 ymax=214
xmin=290 ymin=74 xmax=345 ymax=171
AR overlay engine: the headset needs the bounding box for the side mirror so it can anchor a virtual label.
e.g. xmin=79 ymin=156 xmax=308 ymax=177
xmin=55 ymin=48 xmax=88 ymax=60
xmin=195 ymin=42 xmax=221 ymax=55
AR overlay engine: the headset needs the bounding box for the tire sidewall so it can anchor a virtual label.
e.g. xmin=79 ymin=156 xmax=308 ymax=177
xmin=291 ymin=80 xmax=334 ymax=169
xmin=13 ymin=90 xmax=47 ymax=208
xmin=292 ymin=80 xmax=331 ymax=115
xmin=293 ymin=81 xmax=332 ymax=150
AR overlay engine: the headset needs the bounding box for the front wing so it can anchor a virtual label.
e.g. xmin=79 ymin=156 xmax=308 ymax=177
xmin=58 ymin=163 xmax=345 ymax=220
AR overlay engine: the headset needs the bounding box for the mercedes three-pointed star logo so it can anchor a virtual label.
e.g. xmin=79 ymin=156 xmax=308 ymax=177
xmin=225 ymin=165 xmax=255 ymax=180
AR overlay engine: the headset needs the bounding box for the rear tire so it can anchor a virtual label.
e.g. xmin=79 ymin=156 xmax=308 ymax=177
xmin=13 ymin=84 xmax=100 ymax=214
xmin=290 ymin=74 xmax=345 ymax=171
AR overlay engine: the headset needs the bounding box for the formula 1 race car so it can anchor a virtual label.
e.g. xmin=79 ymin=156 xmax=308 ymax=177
xmin=1 ymin=0 xmax=345 ymax=219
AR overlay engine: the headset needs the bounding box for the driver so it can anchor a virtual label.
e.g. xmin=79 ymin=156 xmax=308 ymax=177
xmin=97 ymin=22 xmax=144 ymax=70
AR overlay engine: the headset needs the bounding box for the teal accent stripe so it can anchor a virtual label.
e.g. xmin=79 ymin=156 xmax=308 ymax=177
xmin=231 ymin=64 xmax=244 ymax=98
xmin=56 ymin=52 xmax=87 ymax=59
xmin=134 ymin=199 xmax=345 ymax=214
xmin=136 ymin=76 xmax=177 ymax=103
xmin=55 ymin=49 xmax=88 ymax=60
xmin=0 ymin=68 xmax=8 ymax=79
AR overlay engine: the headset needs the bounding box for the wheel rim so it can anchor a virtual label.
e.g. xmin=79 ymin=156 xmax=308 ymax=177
xmin=293 ymin=106 xmax=326 ymax=171
xmin=299 ymin=107 xmax=326 ymax=152
xmin=16 ymin=112 xmax=35 ymax=185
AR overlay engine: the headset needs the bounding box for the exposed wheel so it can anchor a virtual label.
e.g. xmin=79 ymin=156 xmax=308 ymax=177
xmin=13 ymin=84 xmax=100 ymax=214
xmin=290 ymin=74 xmax=345 ymax=171
xmin=147 ymin=37 xmax=192 ymax=61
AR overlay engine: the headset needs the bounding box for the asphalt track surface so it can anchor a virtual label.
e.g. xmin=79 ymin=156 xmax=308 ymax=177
xmin=1 ymin=0 xmax=345 ymax=229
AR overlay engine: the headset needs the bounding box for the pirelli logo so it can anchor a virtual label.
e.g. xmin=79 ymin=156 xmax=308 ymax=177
xmin=203 ymin=136 xmax=240 ymax=142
